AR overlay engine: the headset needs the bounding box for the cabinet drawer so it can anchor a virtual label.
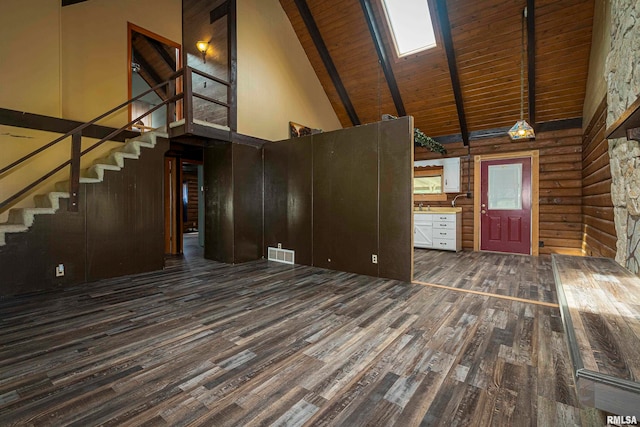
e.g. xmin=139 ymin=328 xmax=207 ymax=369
xmin=433 ymin=228 xmax=455 ymax=239
xmin=433 ymin=221 xmax=455 ymax=230
xmin=414 ymin=214 xmax=433 ymax=224
xmin=433 ymin=238 xmax=456 ymax=250
xmin=434 ymin=214 xmax=455 ymax=222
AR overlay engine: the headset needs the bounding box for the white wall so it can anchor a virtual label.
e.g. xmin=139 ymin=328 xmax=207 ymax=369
xmin=0 ymin=0 xmax=62 ymax=117
xmin=61 ymin=0 xmax=181 ymax=126
xmin=237 ymin=0 xmax=341 ymax=141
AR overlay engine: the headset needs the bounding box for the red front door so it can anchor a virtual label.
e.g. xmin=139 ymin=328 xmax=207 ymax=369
xmin=480 ymin=157 xmax=532 ymax=254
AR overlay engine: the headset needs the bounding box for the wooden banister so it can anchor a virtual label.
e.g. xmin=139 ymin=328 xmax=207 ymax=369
xmin=1 ymin=66 xmax=232 ymax=215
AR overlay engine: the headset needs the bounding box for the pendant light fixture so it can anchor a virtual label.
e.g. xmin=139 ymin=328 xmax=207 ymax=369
xmin=508 ymin=7 xmax=535 ymax=140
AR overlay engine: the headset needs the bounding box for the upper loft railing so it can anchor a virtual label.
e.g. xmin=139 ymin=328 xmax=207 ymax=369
xmin=0 ymin=66 xmax=231 ymax=214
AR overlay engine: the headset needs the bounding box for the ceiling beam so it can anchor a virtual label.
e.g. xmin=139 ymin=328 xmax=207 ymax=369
xmin=146 ymin=37 xmax=177 ymax=71
xmin=132 ymin=47 xmax=168 ymax=101
xmin=293 ymin=0 xmax=360 ymax=126
xmin=435 ymin=0 xmax=469 ymax=146
xmin=358 ymin=0 xmax=406 ymax=117
xmin=210 ymin=0 xmax=230 ymax=24
xmin=527 ymin=0 xmax=536 ymax=130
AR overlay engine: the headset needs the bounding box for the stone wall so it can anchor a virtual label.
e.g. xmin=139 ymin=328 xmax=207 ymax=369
xmin=606 ymin=0 xmax=640 ymax=273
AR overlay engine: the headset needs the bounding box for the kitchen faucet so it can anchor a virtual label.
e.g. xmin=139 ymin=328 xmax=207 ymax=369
xmin=452 ymin=194 xmax=465 ymax=207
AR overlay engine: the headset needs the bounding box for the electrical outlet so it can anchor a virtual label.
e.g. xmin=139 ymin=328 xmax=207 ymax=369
xmin=55 ymin=264 xmax=65 ymax=277
xmin=372 ymin=254 xmax=378 ymax=264
xmin=277 ymin=243 xmax=282 ymax=249
xmin=539 ymin=241 xmax=544 ymax=248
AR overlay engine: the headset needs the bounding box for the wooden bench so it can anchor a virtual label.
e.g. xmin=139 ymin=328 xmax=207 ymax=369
xmin=552 ymin=254 xmax=640 ymax=417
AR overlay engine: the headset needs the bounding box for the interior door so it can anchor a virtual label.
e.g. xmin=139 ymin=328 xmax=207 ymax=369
xmin=480 ymin=157 xmax=532 ymax=254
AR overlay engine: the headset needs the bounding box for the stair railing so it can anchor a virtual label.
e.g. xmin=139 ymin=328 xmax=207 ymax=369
xmin=0 ymin=69 xmax=184 ymax=214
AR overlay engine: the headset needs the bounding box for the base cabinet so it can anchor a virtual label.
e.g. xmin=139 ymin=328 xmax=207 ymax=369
xmin=414 ymin=212 xmax=462 ymax=251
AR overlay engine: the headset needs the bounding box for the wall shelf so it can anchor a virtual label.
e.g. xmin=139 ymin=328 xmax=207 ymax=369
xmin=606 ymin=95 xmax=640 ymax=141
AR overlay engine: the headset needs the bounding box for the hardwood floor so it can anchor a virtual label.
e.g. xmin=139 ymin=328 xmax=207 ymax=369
xmin=413 ymin=249 xmax=558 ymax=304
xmin=0 ymin=241 xmax=602 ymax=426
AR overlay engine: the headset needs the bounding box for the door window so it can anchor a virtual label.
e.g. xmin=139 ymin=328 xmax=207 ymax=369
xmin=487 ymin=164 xmax=522 ymax=210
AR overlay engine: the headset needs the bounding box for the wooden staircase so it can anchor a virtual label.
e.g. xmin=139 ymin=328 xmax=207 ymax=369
xmin=0 ymin=131 xmax=162 ymax=246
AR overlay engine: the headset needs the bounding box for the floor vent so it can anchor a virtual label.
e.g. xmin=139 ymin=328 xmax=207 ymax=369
xmin=267 ymin=247 xmax=295 ymax=265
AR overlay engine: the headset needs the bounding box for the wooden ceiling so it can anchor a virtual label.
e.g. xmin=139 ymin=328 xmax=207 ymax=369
xmin=279 ymin=0 xmax=594 ymax=142
xmin=132 ymin=31 xmax=178 ymax=101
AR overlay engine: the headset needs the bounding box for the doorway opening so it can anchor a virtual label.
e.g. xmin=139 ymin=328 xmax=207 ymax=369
xmin=164 ymin=145 xmax=204 ymax=257
xmin=128 ymin=23 xmax=182 ymax=131
xmin=473 ymin=150 xmax=539 ymax=256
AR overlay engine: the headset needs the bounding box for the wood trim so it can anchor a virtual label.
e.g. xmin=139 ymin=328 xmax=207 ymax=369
xmin=359 ymin=0 xmax=406 ymax=117
xmin=412 ymin=280 xmax=559 ymax=308
xmin=473 ymin=150 xmax=540 ymax=256
xmin=62 ymin=0 xmax=89 ymax=5
xmin=0 ymin=108 xmax=139 ymax=142
xmin=127 ymin=23 xmax=182 ymax=125
xmin=414 ymin=166 xmax=446 ymax=201
xmin=293 ymin=0 xmax=360 ymax=126
xmin=435 ymin=0 xmax=469 ymax=146
xmin=414 ymin=193 xmax=448 ymax=202
xmin=210 ymin=0 xmax=230 ymax=24
xmin=228 ymin=0 xmax=238 ymax=132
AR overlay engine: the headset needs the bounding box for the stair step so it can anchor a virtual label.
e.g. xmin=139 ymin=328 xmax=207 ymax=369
xmin=117 ymin=140 xmax=142 ymax=156
xmin=0 ymin=130 xmax=161 ymax=247
xmin=0 ymin=224 xmax=30 ymax=246
xmin=34 ymin=192 xmax=70 ymax=208
xmin=55 ymin=178 xmax=100 ymax=192
xmin=8 ymin=207 xmax=56 ymax=227
xmin=84 ymin=163 xmax=121 ymax=180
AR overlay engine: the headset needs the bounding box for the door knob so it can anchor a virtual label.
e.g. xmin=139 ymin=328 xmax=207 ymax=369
xmin=481 ymin=209 xmax=486 ymax=214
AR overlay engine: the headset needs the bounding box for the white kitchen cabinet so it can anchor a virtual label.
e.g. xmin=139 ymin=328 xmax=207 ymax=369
xmin=414 ymin=213 xmax=433 ymax=248
xmin=443 ymin=157 xmax=461 ymax=193
xmin=415 ymin=157 xmax=461 ymax=193
xmin=414 ymin=211 xmax=462 ymax=251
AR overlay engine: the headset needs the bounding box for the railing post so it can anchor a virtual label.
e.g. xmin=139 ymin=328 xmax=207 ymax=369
xmin=184 ymin=66 xmax=194 ymax=134
xmin=69 ymin=132 xmax=81 ymax=212
xmin=167 ymin=77 xmax=176 ymax=131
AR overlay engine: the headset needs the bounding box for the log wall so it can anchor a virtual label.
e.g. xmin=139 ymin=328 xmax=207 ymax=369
xmin=415 ymin=128 xmax=584 ymax=255
xmin=582 ymin=98 xmax=616 ymax=258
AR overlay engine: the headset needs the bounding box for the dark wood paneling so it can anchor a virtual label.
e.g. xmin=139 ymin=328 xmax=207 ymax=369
xmin=0 ymin=140 xmax=168 ymax=297
xmin=379 ymin=117 xmax=413 ymax=281
xmin=313 ymin=125 xmax=379 ymax=276
xmin=263 ymin=138 xmax=313 ymax=265
xmin=0 ymin=196 xmax=86 ymax=296
xmin=582 ymin=98 xmax=615 ymax=258
xmin=183 ymin=0 xmax=231 ymax=127
xmin=232 ymin=143 xmax=263 ymax=262
xmin=86 ymin=140 xmax=167 ymax=280
xmin=204 ymin=142 xmax=234 ymax=263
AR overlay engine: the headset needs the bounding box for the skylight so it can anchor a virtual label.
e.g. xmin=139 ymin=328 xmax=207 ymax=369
xmin=381 ymin=0 xmax=437 ymax=57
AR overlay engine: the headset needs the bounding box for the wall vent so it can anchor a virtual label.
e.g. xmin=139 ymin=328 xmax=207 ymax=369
xmin=267 ymin=247 xmax=295 ymax=265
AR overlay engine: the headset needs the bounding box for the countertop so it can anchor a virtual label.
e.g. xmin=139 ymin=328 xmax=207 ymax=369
xmin=414 ymin=207 xmax=462 ymax=213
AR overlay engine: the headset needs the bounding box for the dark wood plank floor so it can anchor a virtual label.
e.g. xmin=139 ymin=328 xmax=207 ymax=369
xmin=413 ymin=249 xmax=558 ymax=304
xmin=0 ymin=239 xmax=603 ymax=426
